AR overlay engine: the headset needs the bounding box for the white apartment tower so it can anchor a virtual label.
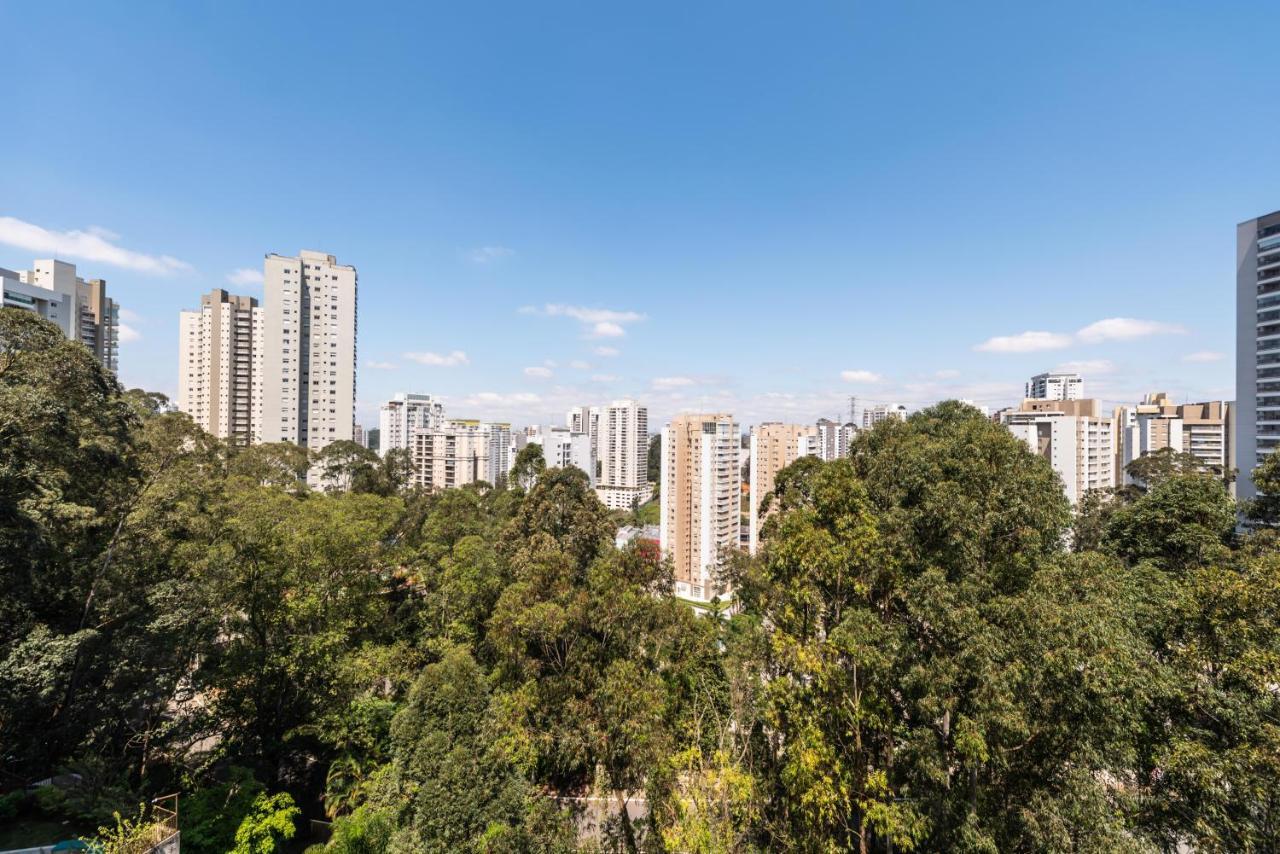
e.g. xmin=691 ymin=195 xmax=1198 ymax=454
xmin=2 ymin=259 xmax=119 ymax=372
xmin=567 ymin=405 xmax=603 ymax=463
xmin=530 ymin=425 xmax=596 ymax=485
xmin=378 ymin=392 xmax=446 ymax=456
xmin=259 ymin=251 xmax=358 ymax=452
xmin=178 ymin=289 xmax=264 ymax=444
xmin=1001 ymin=399 xmax=1114 ymax=506
xmin=595 ymin=400 xmax=652 ymax=510
xmin=1026 ymin=372 xmax=1084 ymax=401
xmin=862 ymin=403 xmax=908 ymax=428
xmin=814 ymin=418 xmax=857 ymax=461
xmin=661 ymin=414 xmax=740 ymax=602
xmin=1237 ymin=210 xmax=1280 ymax=500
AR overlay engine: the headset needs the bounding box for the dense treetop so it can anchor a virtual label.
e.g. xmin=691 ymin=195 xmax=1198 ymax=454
xmin=1 ymin=308 xmax=1277 ymax=852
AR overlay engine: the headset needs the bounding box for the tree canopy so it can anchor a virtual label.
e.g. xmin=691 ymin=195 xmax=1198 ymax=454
xmin=1 ymin=309 xmax=1277 ymax=852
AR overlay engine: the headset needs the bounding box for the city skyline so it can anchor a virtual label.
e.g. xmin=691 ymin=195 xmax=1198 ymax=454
xmin=3 ymin=2 xmax=1269 ymax=427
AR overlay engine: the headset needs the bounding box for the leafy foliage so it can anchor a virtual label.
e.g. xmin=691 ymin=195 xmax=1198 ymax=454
xmin=3 ymin=311 xmax=1279 ymax=852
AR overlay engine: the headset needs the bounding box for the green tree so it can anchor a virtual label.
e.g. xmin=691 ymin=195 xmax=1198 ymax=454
xmin=647 ymin=434 xmax=661 ymax=483
xmin=316 ymin=440 xmax=381 ymax=494
xmin=734 ymin=402 xmax=1152 ymax=851
xmin=510 ymin=443 xmax=546 ymax=492
xmin=228 ymin=441 xmax=312 ymax=493
xmin=1246 ymin=449 xmax=1280 ymax=525
xmin=231 ymin=792 xmax=299 ymax=854
xmin=489 ymin=467 xmax=690 ymax=851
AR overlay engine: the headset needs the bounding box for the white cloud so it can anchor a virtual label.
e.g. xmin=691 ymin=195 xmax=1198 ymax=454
xmin=1054 ymin=359 xmax=1115 ymax=374
xmin=974 ymin=331 xmax=1074 ymax=353
xmin=1076 ymin=317 xmax=1186 ymax=343
xmin=118 ymin=324 xmax=141 ymax=343
xmin=118 ymin=307 xmax=142 ymax=323
xmin=467 ymin=246 xmax=514 ymax=264
xmin=568 ymin=360 xmax=591 ymax=370
xmin=0 ymin=216 xmax=191 ymax=275
xmin=523 ymin=366 xmax=554 ymax=379
xmin=522 ymin=304 xmax=646 ymax=338
xmin=935 ymin=369 xmax=961 ymax=379
xmin=591 ymin=374 xmax=619 ymax=383
xmin=653 ymin=376 xmax=696 ymax=390
xmin=365 ymin=360 xmax=397 ymax=370
xmin=403 ymin=350 xmax=469 ymax=367
xmin=1182 ymin=350 xmax=1225 ymax=363
xmin=840 ymin=369 xmax=883 ymax=383
xmin=594 ymin=346 xmax=620 ymax=357
xmin=227 ymin=267 xmax=264 ymax=286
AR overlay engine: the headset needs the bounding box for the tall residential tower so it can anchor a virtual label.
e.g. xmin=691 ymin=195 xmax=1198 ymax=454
xmin=178 ymin=289 xmax=263 ymax=444
xmin=1237 ymin=210 xmax=1280 ymax=500
xmin=259 ymin=251 xmax=358 ymax=452
xmin=660 ymin=413 xmax=740 ymax=602
xmin=595 ymin=399 xmax=651 ymax=510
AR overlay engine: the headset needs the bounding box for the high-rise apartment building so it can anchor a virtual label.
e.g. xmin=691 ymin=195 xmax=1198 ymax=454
xmin=378 ymin=393 xmax=446 ymax=456
xmin=1026 ymin=371 xmax=1083 ymax=400
xmin=530 ymin=425 xmax=595 ymax=485
xmin=1001 ymin=399 xmax=1114 ymax=505
xmin=2 ymin=259 xmax=118 ymax=372
xmin=749 ymin=422 xmax=819 ymax=554
xmin=1237 ymin=210 xmax=1280 ymax=500
xmin=178 ymin=289 xmax=263 ymax=444
xmin=1115 ymin=393 xmax=1231 ymax=485
xmin=862 ymin=403 xmax=908 ymax=428
xmin=410 ymin=420 xmax=492 ymax=491
xmin=595 ymin=399 xmax=652 ymax=510
xmin=660 ymin=414 xmax=740 ymax=602
xmin=566 ymin=405 xmax=603 ymax=466
xmin=259 ymin=251 xmax=358 ymax=452
xmin=814 ymin=418 xmax=857 ymax=461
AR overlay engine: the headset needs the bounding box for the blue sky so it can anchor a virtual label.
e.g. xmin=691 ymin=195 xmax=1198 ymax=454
xmin=1 ymin=1 xmax=1270 ymax=427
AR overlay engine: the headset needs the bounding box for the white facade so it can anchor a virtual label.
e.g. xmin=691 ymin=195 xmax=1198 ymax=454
xmin=1002 ymin=404 xmax=1114 ymax=505
xmin=177 ymin=289 xmax=263 ymax=444
xmin=566 ymin=405 xmax=603 ymax=464
xmin=378 ymin=392 xmax=445 ymax=456
xmin=530 ymin=425 xmax=595 ymax=485
xmin=1237 ymin=211 xmax=1280 ymax=499
xmin=863 ymin=403 xmax=908 ymax=428
xmin=814 ymin=418 xmax=857 ymax=460
xmin=595 ymin=399 xmax=652 ymax=510
xmin=1026 ymin=372 xmax=1083 ymax=401
xmin=3 ymin=259 xmax=118 ymax=372
xmin=259 ymin=251 xmax=358 ymax=452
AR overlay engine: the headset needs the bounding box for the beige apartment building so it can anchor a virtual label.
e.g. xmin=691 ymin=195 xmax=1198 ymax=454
xmin=1001 ymin=399 xmax=1114 ymax=506
xmin=595 ymin=399 xmax=652 ymax=510
xmin=410 ymin=420 xmax=491 ymax=491
xmin=1114 ymin=393 xmax=1232 ymax=485
xmin=178 ymin=289 xmax=263 ymax=444
xmin=259 ymin=251 xmax=357 ymax=452
xmin=748 ymin=422 xmax=819 ymax=555
xmin=660 ymin=414 xmax=740 ymax=602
